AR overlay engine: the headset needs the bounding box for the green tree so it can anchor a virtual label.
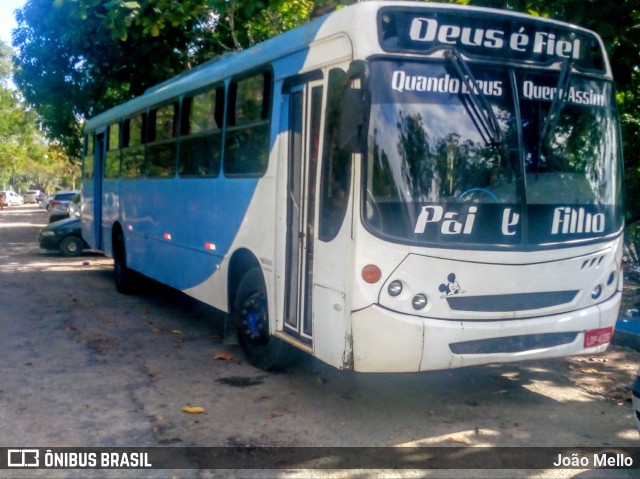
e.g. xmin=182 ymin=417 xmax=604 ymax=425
xmin=618 ymin=74 xmax=640 ymax=224
xmin=13 ymin=0 xmax=205 ymax=158
xmin=0 ymin=41 xmax=49 ymax=189
xmin=12 ymin=0 xmax=317 ymax=159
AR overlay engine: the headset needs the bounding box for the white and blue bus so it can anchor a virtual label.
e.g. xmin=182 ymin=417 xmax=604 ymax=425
xmin=82 ymin=1 xmax=623 ymax=372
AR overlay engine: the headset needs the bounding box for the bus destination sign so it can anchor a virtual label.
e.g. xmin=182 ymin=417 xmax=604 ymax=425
xmin=408 ymin=203 xmax=619 ymax=248
xmin=379 ymin=8 xmax=606 ymax=72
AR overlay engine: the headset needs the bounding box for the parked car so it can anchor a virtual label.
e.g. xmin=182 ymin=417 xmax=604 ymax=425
xmin=40 ymin=194 xmax=53 ymax=210
xmin=0 ymin=190 xmax=24 ymax=206
xmin=49 ymin=190 xmax=80 ymax=222
xmin=38 ymin=217 xmax=87 ymax=257
xmin=24 ymin=190 xmax=42 ymax=204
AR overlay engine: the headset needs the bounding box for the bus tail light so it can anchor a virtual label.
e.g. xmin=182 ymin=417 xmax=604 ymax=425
xmin=362 ymin=264 xmax=382 ymax=284
xmin=584 ymin=327 xmax=613 ymax=348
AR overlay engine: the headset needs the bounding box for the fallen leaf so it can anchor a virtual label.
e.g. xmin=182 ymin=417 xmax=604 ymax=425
xmin=151 ymin=327 xmax=162 ymax=333
xmin=171 ymin=329 xmax=183 ymax=335
xmin=214 ymin=353 xmax=233 ymax=361
xmin=446 ymin=436 xmax=467 ymax=444
xmin=587 ymin=357 xmax=604 ymax=362
xmin=580 ymin=368 xmax=599 ymax=374
xmin=181 ymin=406 xmax=205 ymax=414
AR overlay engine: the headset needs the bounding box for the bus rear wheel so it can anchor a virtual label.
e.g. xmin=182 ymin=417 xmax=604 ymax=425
xmin=234 ymin=268 xmax=298 ymax=371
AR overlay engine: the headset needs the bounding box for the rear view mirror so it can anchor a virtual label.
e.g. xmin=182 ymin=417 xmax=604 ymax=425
xmin=338 ymin=87 xmax=365 ymax=153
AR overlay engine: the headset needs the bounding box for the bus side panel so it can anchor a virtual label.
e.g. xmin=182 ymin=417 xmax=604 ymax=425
xmin=182 ymin=174 xmax=278 ymax=312
xmin=117 ymin=177 xmax=258 ymax=292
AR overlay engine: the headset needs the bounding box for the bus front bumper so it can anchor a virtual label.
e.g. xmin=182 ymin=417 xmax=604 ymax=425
xmin=350 ymin=292 xmax=621 ymax=373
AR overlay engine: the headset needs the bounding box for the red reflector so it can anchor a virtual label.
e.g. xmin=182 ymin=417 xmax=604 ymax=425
xmin=584 ymin=327 xmax=613 ymax=348
xmin=361 ymin=264 xmax=382 ymax=284
xmin=164 ymin=233 xmax=172 ymax=240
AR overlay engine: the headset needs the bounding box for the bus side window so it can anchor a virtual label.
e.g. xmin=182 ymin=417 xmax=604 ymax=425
xmin=224 ymin=71 xmax=271 ymax=177
xmin=104 ymin=122 xmax=121 ymax=179
xmin=319 ymin=68 xmax=351 ymax=242
xmin=179 ymin=87 xmax=223 ymax=177
xmin=83 ymin=133 xmax=94 ymax=180
xmin=121 ymin=114 xmax=146 ymax=178
xmin=147 ymin=103 xmax=178 ymax=178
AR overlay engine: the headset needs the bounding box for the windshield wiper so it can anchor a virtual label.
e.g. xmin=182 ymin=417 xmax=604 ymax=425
xmin=444 ymin=47 xmax=503 ymax=146
xmin=540 ymin=60 xmax=572 ymax=145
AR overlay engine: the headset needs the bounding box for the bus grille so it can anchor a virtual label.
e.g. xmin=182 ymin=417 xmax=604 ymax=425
xmin=446 ymin=291 xmax=578 ymax=312
xmin=449 ymin=332 xmax=578 ymax=354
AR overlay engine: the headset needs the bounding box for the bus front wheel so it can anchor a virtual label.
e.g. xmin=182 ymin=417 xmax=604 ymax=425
xmin=234 ymin=268 xmax=298 ymax=371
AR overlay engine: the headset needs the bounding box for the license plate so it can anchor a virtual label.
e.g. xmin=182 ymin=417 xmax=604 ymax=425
xmin=584 ymin=327 xmax=613 ymax=348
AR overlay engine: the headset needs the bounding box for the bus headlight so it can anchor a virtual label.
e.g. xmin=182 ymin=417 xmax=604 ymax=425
xmin=591 ymin=285 xmax=602 ymax=300
xmin=412 ymin=293 xmax=428 ymax=310
xmin=388 ymin=280 xmax=403 ymax=297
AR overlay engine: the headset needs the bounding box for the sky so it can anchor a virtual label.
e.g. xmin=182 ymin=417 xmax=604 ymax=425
xmin=0 ymin=0 xmax=26 ymax=46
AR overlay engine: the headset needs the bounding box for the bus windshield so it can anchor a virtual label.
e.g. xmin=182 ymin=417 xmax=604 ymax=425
xmin=364 ymin=59 xmax=622 ymax=248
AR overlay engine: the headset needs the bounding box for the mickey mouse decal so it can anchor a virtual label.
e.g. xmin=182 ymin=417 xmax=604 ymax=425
xmin=439 ymin=273 xmax=466 ymax=297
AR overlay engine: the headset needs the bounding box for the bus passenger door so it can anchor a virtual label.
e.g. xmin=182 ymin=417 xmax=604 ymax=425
xmin=310 ymin=67 xmax=355 ymax=369
xmin=284 ymin=68 xmax=354 ymax=369
xmin=284 ymin=81 xmax=323 ymax=346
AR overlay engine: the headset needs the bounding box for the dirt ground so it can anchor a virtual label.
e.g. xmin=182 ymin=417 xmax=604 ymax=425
xmin=0 ymin=204 xmax=639 ymax=479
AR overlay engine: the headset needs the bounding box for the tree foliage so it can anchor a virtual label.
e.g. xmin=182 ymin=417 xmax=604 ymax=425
xmin=618 ymin=73 xmax=640 ymax=224
xmin=0 ymin=40 xmax=55 ymax=191
xmin=12 ymin=0 xmax=320 ymax=158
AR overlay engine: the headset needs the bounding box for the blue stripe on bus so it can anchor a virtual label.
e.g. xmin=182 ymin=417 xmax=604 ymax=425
xmin=120 ymin=177 xmax=258 ymax=291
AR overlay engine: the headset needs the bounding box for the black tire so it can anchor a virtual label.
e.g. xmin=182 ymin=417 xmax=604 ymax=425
xmin=234 ymin=268 xmax=298 ymax=371
xmin=113 ymin=230 xmax=137 ymax=294
xmin=59 ymin=236 xmax=84 ymax=257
